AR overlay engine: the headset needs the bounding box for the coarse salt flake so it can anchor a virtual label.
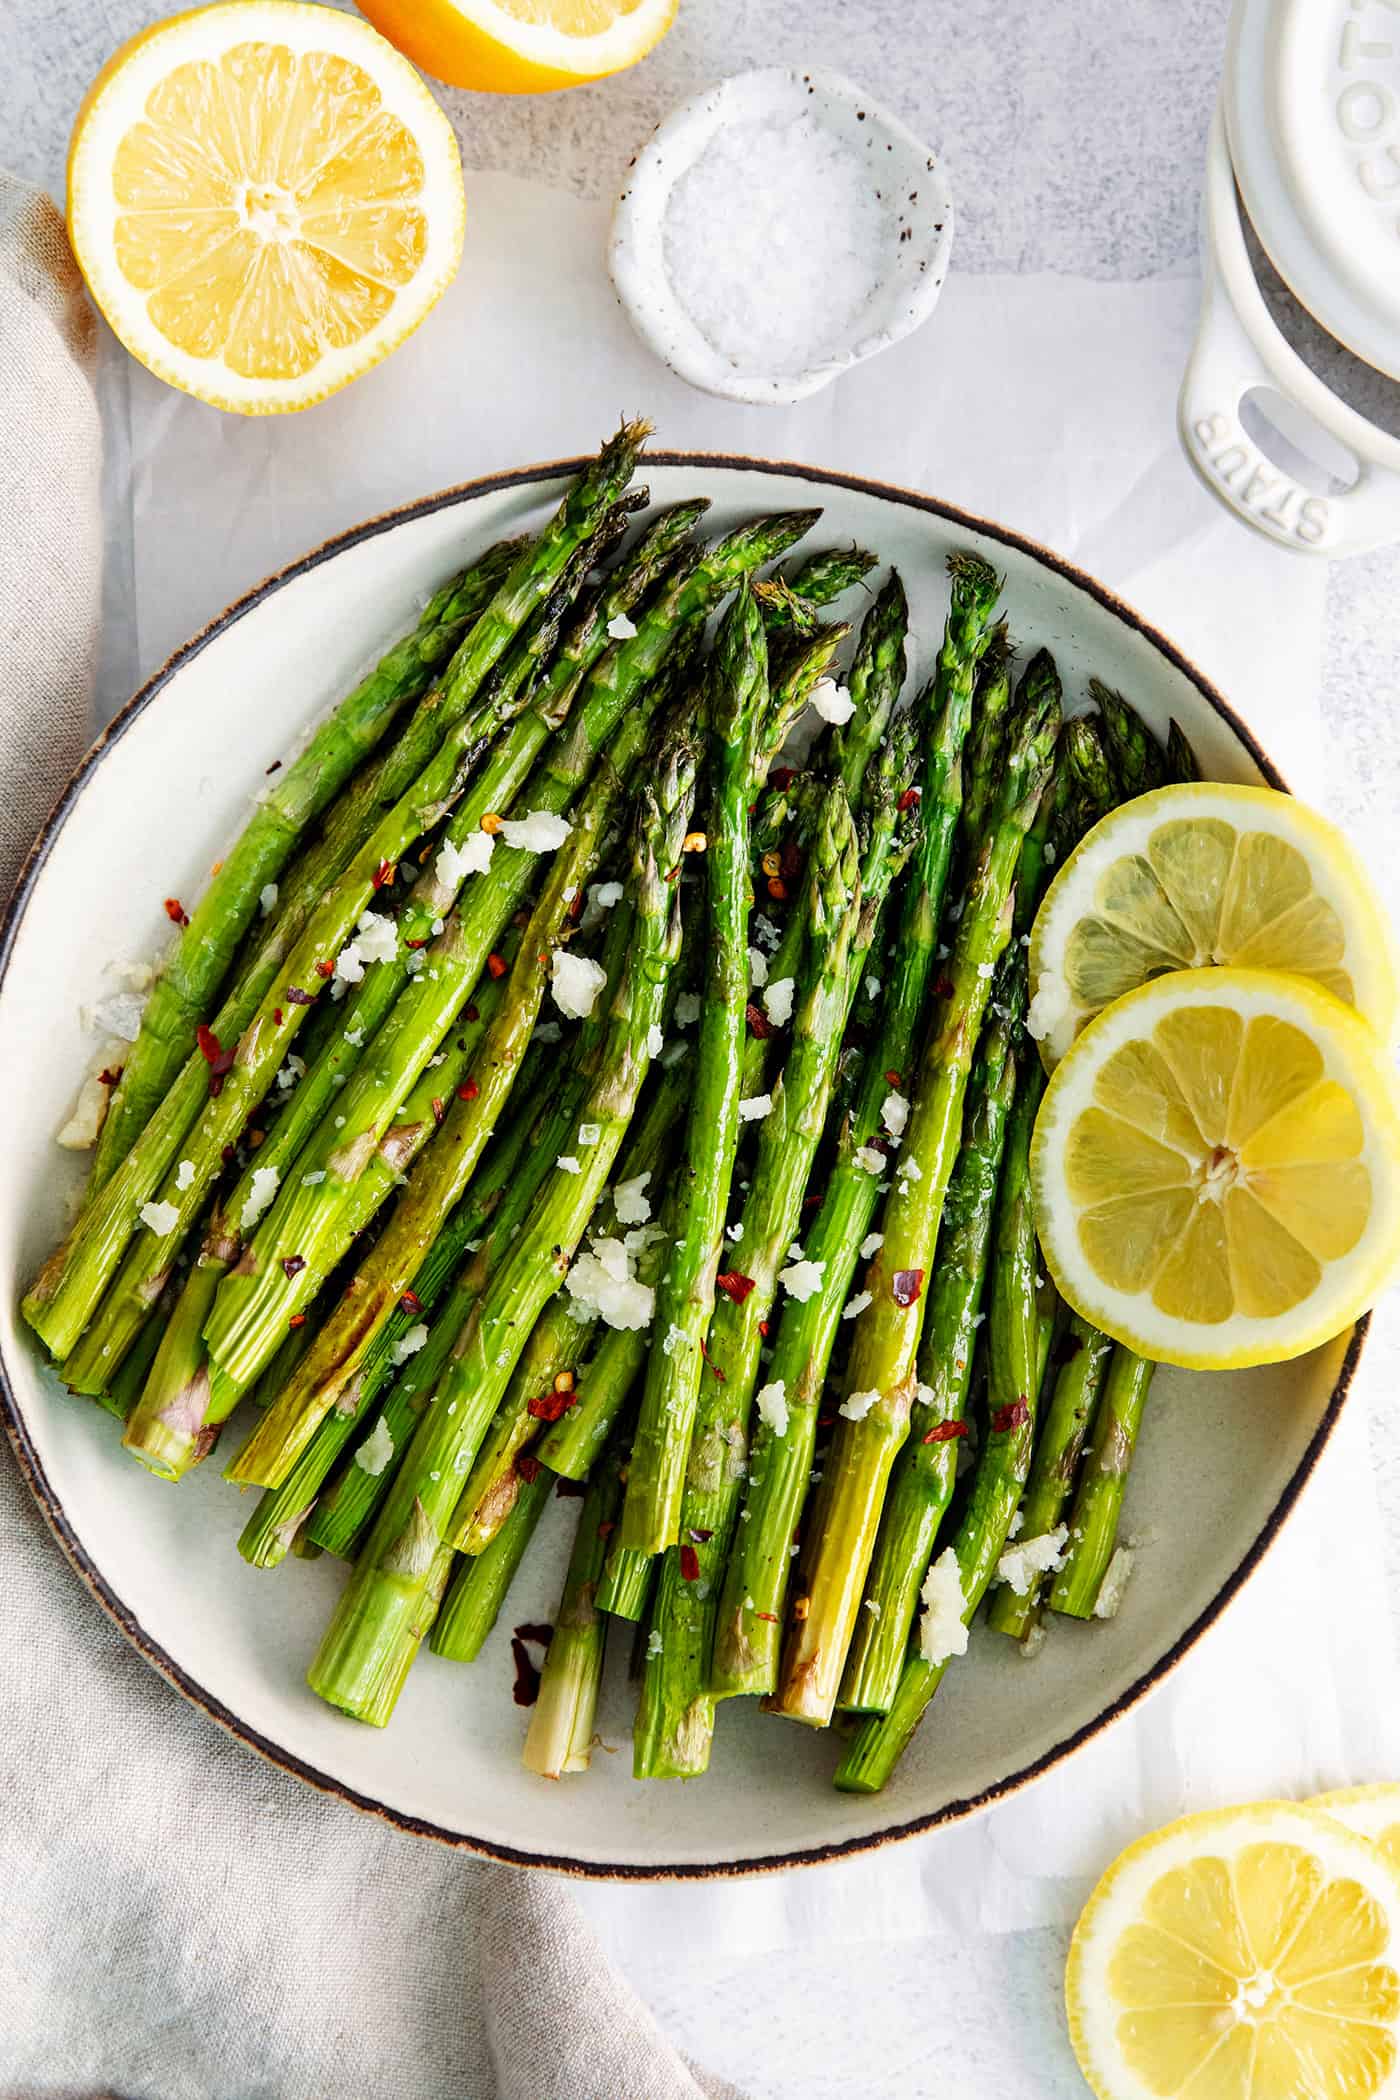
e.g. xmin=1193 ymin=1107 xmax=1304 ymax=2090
xmin=748 ymin=945 xmax=769 ymax=988
xmin=551 ymin=950 xmax=607 ymax=1020
xmin=1026 ymin=973 xmax=1072 ymax=1046
xmin=577 ymin=1123 xmax=601 ymax=1147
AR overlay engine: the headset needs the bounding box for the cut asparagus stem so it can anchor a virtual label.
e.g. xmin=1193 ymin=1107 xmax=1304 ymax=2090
xmin=306 ymin=730 xmax=698 ymax=1724
xmin=711 ymin=554 xmax=1000 ymax=1703
xmin=833 ymin=1029 xmax=1045 ymax=1794
xmin=523 ymin=1440 xmax=628 ymax=1778
xmin=429 ymin=1464 xmax=554 ymax=1663
xmin=620 ymin=585 xmax=768 ymax=1556
xmin=771 ymin=660 xmax=1059 ymax=1728
xmin=635 ymin=784 xmax=862 ymax=1779
xmin=90 ymin=536 xmax=525 ymax=1186
xmin=986 ymin=1315 xmax=1114 ymax=1639
xmin=596 ymin=1539 xmax=654 ymax=1622
xmin=26 ymin=425 xmax=652 ymax=1364
xmin=1049 ymin=1347 xmax=1156 ymax=1619
xmin=357 ymin=1543 xmax=455 ymax=1730
xmin=837 ymin=950 xmax=1020 ymax=1714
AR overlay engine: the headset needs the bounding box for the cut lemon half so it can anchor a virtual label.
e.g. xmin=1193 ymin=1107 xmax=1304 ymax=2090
xmin=1028 ymin=784 xmax=1398 ymax=1068
xmin=354 ymin=0 xmax=678 ymax=94
xmin=1314 ymin=1789 xmax=1400 ymax=1878
xmin=1067 ymin=1800 xmax=1400 ymax=2100
xmin=1031 ymin=967 xmax=1400 ymax=1369
xmin=67 ymin=3 xmax=466 ymax=414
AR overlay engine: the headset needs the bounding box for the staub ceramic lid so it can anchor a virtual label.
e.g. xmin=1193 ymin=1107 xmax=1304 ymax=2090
xmin=1226 ymin=0 xmax=1400 ymax=382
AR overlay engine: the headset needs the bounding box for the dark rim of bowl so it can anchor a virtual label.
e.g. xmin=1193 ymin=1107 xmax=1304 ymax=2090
xmin=2 ymin=449 xmax=1347 ymax=1884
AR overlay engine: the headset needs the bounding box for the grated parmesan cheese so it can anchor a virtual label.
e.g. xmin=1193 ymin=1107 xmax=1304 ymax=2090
xmin=259 ymin=882 xmax=278 ymax=917
xmin=675 ymin=991 xmax=701 ymax=1027
xmin=853 ymin=1145 xmax=884 ymax=1176
xmin=607 ymin=612 xmax=639 ymax=641
xmin=762 ymin=976 xmax=795 ymax=1028
xmin=613 ymin=1172 xmax=652 ymax=1226
xmin=995 ymin=1525 xmax=1068 ymax=1596
xmin=881 ymin=1089 xmax=910 ymax=1139
xmin=778 ymin=1256 xmax=825 ymax=1303
xmin=500 ymin=809 xmax=572 ymax=853
xmin=645 ymin=1023 xmax=664 ymax=1059
xmin=551 ymin=950 xmax=607 ymax=1020
xmin=860 ymin=1231 xmax=884 ymax=1259
xmin=1093 ymin=1546 xmax=1135 ymax=1620
xmin=842 ymin=1290 xmax=873 ymax=1322
xmin=839 ymin=1387 xmax=879 ymax=1422
xmin=738 ymin=1093 xmax=773 ymax=1123
xmin=809 ymin=676 xmax=855 ymax=725
xmin=175 ymin=1160 xmax=195 ymax=1191
xmin=748 ymin=945 xmax=769 ymax=988
xmin=918 ymin=1549 xmax=969 ymax=1666
xmin=139 ymin=1199 xmax=179 ymax=1236
xmin=354 ymin=1417 xmax=395 ymax=1476
xmin=392 ymin=1324 xmax=429 ymax=1366
xmin=239 ymin=1165 xmax=280 ymax=1231
xmin=755 ymin=1380 xmax=789 ymax=1438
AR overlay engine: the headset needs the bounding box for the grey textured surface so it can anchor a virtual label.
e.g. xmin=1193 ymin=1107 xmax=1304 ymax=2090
xmin=7 ymin=4 xmax=1400 ymax=2095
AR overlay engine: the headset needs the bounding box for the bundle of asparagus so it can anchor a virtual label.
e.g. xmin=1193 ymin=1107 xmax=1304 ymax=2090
xmin=25 ymin=423 xmax=1197 ymax=1797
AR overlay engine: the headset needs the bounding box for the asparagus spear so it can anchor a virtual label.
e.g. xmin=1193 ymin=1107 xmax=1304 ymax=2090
xmin=89 ymin=536 xmax=525 ymax=1187
xmin=619 ymin=586 xmax=769 ymax=1556
xmin=429 ymin=1464 xmax=554 ymax=1663
xmin=959 ymin=623 xmax=1013 ymax=846
xmin=831 ymin=571 xmax=909 ymax=801
xmin=596 ymin=1538 xmax=654 ymax=1622
xmin=770 ymin=667 xmax=1059 ymax=1727
xmin=755 ymin=623 xmax=850 ymax=783
xmin=26 ymin=425 xmax=652 ymax=1364
xmin=1049 ymin=1347 xmax=1155 ymax=1618
xmin=357 ymin=1543 xmax=455 ymax=1730
xmin=523 ymin=1441 xmax=628 ymax=1778
xmin=837 ymin=949 xmax=1020 ymax=1712
xmin=834 ymin=1028 xmax=1044 ymax=1794
xmin=711 ymin=556 xmax=1001 ymax=1702
xmin=1090 ymin=680 xmax=1169 ymax=796
xmin=634 ymin=785 xmax=862 ymax=1779
xmin=224 ymin=730 xmax=629 ymax=1491
xmin=306 ymin=731 xmax=698 ymax=1722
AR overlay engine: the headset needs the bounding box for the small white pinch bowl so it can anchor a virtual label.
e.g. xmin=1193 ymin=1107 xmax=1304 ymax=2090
xmin=608 ymin=66 xmax=955 ymax=407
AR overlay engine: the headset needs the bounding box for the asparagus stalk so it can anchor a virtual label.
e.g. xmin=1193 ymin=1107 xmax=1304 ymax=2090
xmin=89 ymin=537 xmax=525 ymax=1186
xmin=837 ymin=949 xmax=1020 ymax=1712
xmin=306 ymin=732 xmax=698 ymax=1723
xmin=959 ymin=623 xmax=1013 ymax=847
xmin=831 ymin=571 xmax=909 ymax=801
xmin=1049 ymin=1347 xmax=1156 ymax=1618
xmin=754 ymin=622 xmax=850 ymax=784
xmin=429 ymin=1464 xmax=554 ymax=1663
xmin=635 ymin=785 xmax=862 ymax=1779
xmin=523 ymin=1442 xmax=628 ymax=1778
xmin=596 ymin=1539 xmax=654 ymax=1622
xmin=757 ymin=546 xmax=878 ymax=631
xmin=834 ymin=1032 xmax=1045 ymax=1793
xmin=224 ymin=732 xmax=629 ymax=1491
xmin=619 ymin=586 xmax=768 ymax=1556
xmin=26 ymin=425 xmax=652 ymax=1364
xmin=710 ymin=556 xmax=1001 ymax=1702
xmin=1090 ymin=680 xmax=1169 ymax=796
xmin=357 ymin=1543 xmax=455 ymax=1730
xmin=770 ymin=668 xmax=1059 ymax=1727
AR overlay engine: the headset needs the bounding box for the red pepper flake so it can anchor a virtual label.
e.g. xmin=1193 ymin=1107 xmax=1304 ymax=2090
xmin=568 ymin=888 xmax=585 ymax=920
xmin=817 ymin=1413 xmax=835 ymax=1429
xmin=891 ymin=1267 xmax=925 ymax=1307
xmin=400 ymin=1290 xmax=422 ymax=1314
xmin=431 ymin=1097 xmax=445 ymax=1127
xmin=516 ymin=1453 xmax=541 ymax=1484
xmin=514 ymin=1622 xmax=553 ymax=1647
xmin=991 ymin=1399 xmax=1030 ymax=1434
xmin=221 ymin=1144 xmax=235 ymax=1166
xmin=715 ymin=1270 xmax=756 ymax=1305
xmin=164 ymin=897 xmax=189 ymax=927
xmin=313 ymin=959 xmax=334 ymax=979
xmin=779 ymin=835 xmax=802 ymax=882
xmin=897 ymin=785 xmax=921 ymax=812
xmin=273 ymin=1008 xmax=283 ymax=1026
xmin=265 ymin=758 xmax=282 ymax=776
xmin=457 ymin=1077 xmax=480 ymax=1102
xmin=769 ymin=766 xmax=796 ymax=791
xmin=679 ymin=1544 xmax=701 ymax=1581
xmin=597 ymin=1519 xmax=615 ymax=1540
xmin=486 ymin=952 xmax=507 ymax=979
xmin=746 ymin=1000 xmax=774 ymax=1039
xmin=922 ymin=1418 xmax=969 ymax=1445
xmin=803 ymin=1189 xmax=823 ymax=1209
xmin=933 ymin=974 xmax=955 ymax=1001
xmin=195 ymin=1023 xmax=236 ymax=1096
xmin=288 ymin=1314 xmax=307 ymax=1330
xmin=884 ymin=1069 xmax=902 ymax=1086
xmin=285 ymin=985 xmax=316 ymax=1007
xmin=96 ymin=1066 xmax=122 ymax=1087
xmin=465 ymin=1003 xmax=480 ymax=1023
xmin=372 ymin=859 xmax=395 ymax=891
xmin=698 ymin=1336 xmax=726 ymax=1383
xmin=758 ymin=1319 xmax=771 ymax=1339
xmin=281 ymin=1256 xmax=306 ymax=1279
xmin=555 ymin=1477 xmax=586 ymax=1498
xmin=527 ymin=1387 xmax=578 ymax=1423
xmin=406 ymin=937 xmax=427 ymax=951
xmin=688 ymin=1527 xmax=714 ymax=1543
xmin=755 ymin=1611 xmax=778 ymax=1623
xmin=510 ymin=1637 xmax=541 ymax=1707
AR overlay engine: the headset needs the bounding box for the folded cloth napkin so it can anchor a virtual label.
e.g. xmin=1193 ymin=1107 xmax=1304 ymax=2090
xmin=0 ymin=170 xmax=743 ymax=2100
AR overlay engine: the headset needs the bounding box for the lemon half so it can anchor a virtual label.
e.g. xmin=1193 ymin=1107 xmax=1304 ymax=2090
xmin=355 ymin=0 xmax=678 ymax=94
xmin=68 ymin=2 xmax=466 ymax=414
xmin=1031 ymin=967 xmax=1400 ymax=1369
xmin=1029 ymin=784 xmax=1398 ymax=1068
xmin=1067 ymin=1800 xmax=1400 ymax=2100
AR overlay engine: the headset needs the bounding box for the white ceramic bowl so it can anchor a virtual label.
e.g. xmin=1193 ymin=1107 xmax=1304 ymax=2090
xmin=0 ymin=456 xmax=1361 ymax=1878
xmin=609 ymin=68 xmax=955 ymax=406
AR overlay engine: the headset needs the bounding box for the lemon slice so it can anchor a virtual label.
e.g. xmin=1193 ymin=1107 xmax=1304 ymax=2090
xmin=67 ymin=2 xmax=466 ymax=414
xmin=1067 ymin=1800 xmax=1400 ymax=2100
xmin=1314 ymin=1789 xmax=1400 ymax=1877
xmin=1028 ymin=784 xmax=1398 ymax=1068
xmin=1031 ymin=967 xmax=1400 ymax=1369
xmin=355 ymin=0 xmax=678 ymax=94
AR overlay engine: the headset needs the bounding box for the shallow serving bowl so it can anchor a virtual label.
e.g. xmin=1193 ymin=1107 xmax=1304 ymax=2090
xmin=0 ymin=456 xmax=1359 ymax=1878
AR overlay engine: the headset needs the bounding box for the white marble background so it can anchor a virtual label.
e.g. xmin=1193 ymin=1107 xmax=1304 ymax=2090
xmin=8 ymin=4 xmax=1400 ymax=2095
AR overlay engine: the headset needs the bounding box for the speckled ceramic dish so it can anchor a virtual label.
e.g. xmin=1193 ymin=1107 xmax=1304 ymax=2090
xmin=0 ymin=456 xmax=1362 ymax=1878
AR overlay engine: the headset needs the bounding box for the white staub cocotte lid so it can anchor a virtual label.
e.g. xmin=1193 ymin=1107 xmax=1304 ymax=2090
xmin=1226 ymin=0 xmax=1400 ymax=382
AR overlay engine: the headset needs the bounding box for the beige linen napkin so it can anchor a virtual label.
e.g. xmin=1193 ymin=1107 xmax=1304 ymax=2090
xmin=0 ymin=171 xmax=742 ymax=2100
